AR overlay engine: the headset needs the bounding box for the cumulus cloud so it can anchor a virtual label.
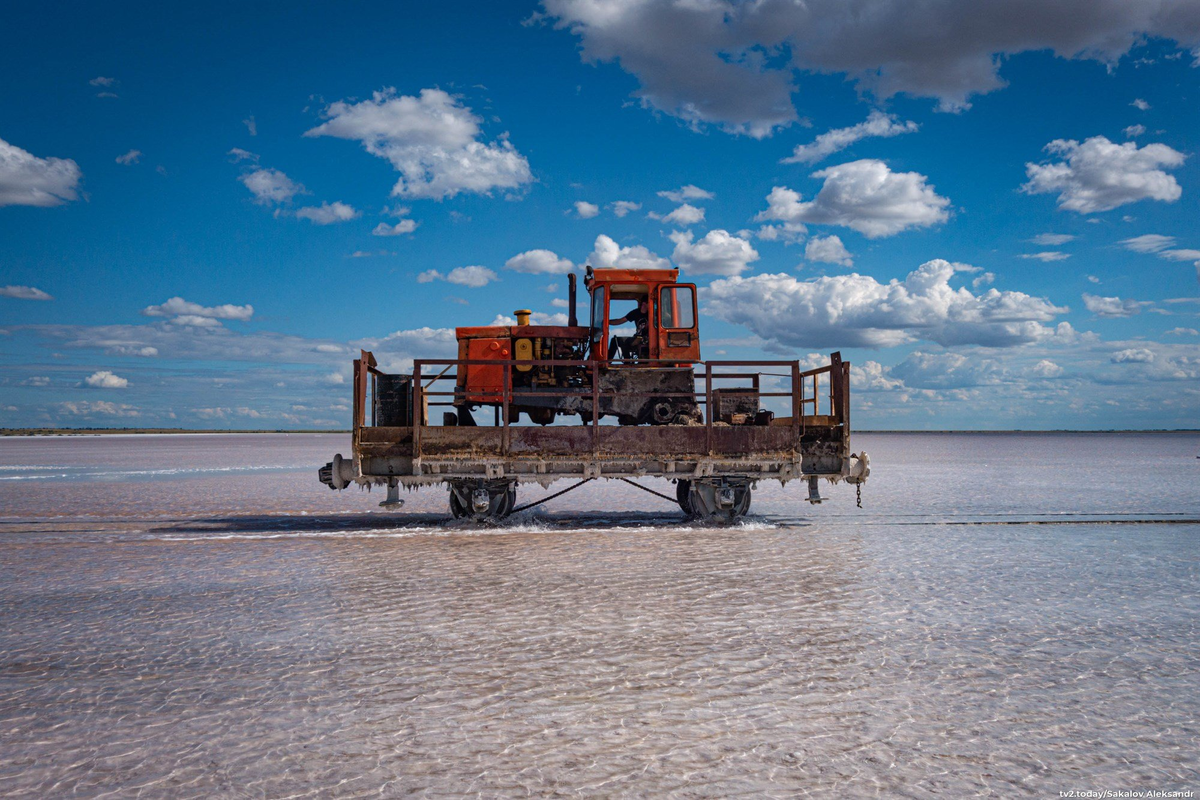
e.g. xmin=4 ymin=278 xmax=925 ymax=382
xmin=1082 ymin=293 xmax=1152 ymax=317
xmin=757 ymin=159 xmax=950 ymax=238
xmin=589 ymin=234 xmax=671 ymax=270
xmin=1111 ymin=347 xmax=1154 ymax=363
xmin=142 ymin=297 xmax=254 ymax=322
xmin=1131 ymin=98 xmax=1151 ymax=111
xmin=1023 ymin=136 xmax=1185 ymax=213
xmin=304 ymin=88 xmax=532 ymax=200
xmin=239 ymin=168 xmax=306 ymax=205
xmin=505 ymin=249 xmax=575 ymax=274
xmin=804 ymin=234 xmax=853 ymax=266
xmin=294 ymin=201 xmax=359 ymax=225
xmin=891 ymin=351 xmax=1008 ymax=390
xmin=115 ymin=149 xmax=142 ymax=165
xmin=243 ymin=115 xmax=257 ymax=136
xmin=542 ymin=0 xmax=1200 ymax=137
xmin=1 ymin=285 xmax=53 ymax=301
xmin=227 ymin=147 xmax=258 ymax=163
xmin=1021 ymin=251 xmax=1071 ymax=262
xmin=669 ymin=229 xmax=759 ymax=276
xmin=1123 ymin=124 xmax=1146 ymax=138
xmin=704 ymin=258 xmax=1067 ymax=349
xmin=1029 ymin=359 xmax=1065 ymax=378
xmin=610 ymin=200 xmax=641 ymax=217
xmin=1165 ymin=327 xmax=1199 ymax=336
xmin=83 ymin=370 xmax=129 ymax=389
xmin=373 ymin=218 xmax=417 ymax=236
xmin=573 ymin=200 xmax=599 ymax=218
xmin=783 ymin=110 xmax=918 ymax=165
xmin=416 ymin=265 xmax=498 ymax=288
xmin=657 ymin=203 xmax=705 ymax=227
xmin=658 ymin=185 xmax=713 ymax=203
xmin=0 ymin=137 xmax=83 ymax=207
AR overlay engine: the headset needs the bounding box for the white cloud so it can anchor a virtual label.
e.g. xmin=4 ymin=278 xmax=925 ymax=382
xmin=573 ymin=200 xmax=600 ymax=218
xmin=610 ymin=200 xmax=641 ymax=217
xmin=972 ymin=272 xmax=995 ymax=289
xmin=1159 ymin=249 xmax=1200 ymax=262
xmin=658 ymin=203 xmax=705 ymax=226
xmin=669 ymin=229 xmax=759 ymax=276
xmin=417 ymin=265 xmax=498 ymax=288
xmin=22 ymin=376 xmax=50 ymax=387
xmin=227 ymin=147 xmax=258 ymax=163
xmin=1166 ymin=327 xmax=1199 ymax=336
xmin=1082 ymin=293 xmax=1151 ymax=317
xmin=505 ymin=249 xmax=575 ymax=274
xmin=0 ymin=137 xmax=83 ymax=207
xmin=305 ymin=88 xmax=532 ymax=200
xmin=1023 ymin=136 xmax=1185 ymax=213
xmin=783 ymin=110 xmax=918 ymax=165
xmin=243 ymin=115 xmax=257 ymax=136
xmin=1123 ymin=124 xmax=1146 ymax=138
xmin=325 ymin=372 xmax=346 ymax=385
xmin=115 ymin=149 xmax=142 ymax=165
xmin=658 ymin=185 xmax=713 ymax=203
xmin=0 ymin=285 xmax=53 ymax=301
xmin=1029 ymin=359 xmax=1064 ymax=378
xmin=142 ymin=297 xmax=254 ymax=321
xmin=295 ymin=201 xmax=359 ymax=225
xmin=704 ymin=258 xmax=1067 ymax=349
xmin=804 ymin=234 xmax=853 ymax=266
xmin=106 ymin=345 xmax=158 ymax=357
xmin=757 ymin=159 xmax=950 ymax=238
xmin=754 ymin=223 xmax=808 ymax=244
xmin=239 ymin=168 xmax=306 ymax=205
xmin=84 ymin=370 xmax=129 ymax=389
xmin=541 ymin=1 xmax=1200 ymax=137
xmin=1131 ymin=98 xmax=1151 ymax=111
xmin=1120 ymin=233 xmax=1175 ymax=253
xmin=372 ymin=218 xmax=418 ymax=236
xmin=60 ymin=400 xmax=139 ymax=418
xmin=589 ymin=234 xmax=671 ymax=270
xmin=1030 ymin=233 xmax=1075 ymax=246
xmin=1021 ymin=251 xmax=1071 ymax=262
xmin=90 ymin=77 xmax=116 ymax=87
xmin=1111 ymin=348 xmax=1154 ymax=363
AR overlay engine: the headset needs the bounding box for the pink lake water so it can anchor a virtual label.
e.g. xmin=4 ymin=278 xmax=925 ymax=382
xmin=1 ymin=432 xmax=1198 ymax=796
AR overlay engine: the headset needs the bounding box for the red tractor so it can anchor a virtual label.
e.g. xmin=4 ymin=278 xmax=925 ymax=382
xmin=451 ymin=266 xmax=703 ymax=427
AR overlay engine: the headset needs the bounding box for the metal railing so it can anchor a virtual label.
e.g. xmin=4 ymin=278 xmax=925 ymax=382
xmin=353 ymin=353 xmax=850 ymax=461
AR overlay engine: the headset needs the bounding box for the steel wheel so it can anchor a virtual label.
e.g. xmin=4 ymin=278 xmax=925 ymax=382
xmin=676 ymin=479 xmax=695 ymax=517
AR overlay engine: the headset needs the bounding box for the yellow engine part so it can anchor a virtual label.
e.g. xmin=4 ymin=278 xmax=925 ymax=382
xmin=514 ymin=337 xmax=533 ymax=371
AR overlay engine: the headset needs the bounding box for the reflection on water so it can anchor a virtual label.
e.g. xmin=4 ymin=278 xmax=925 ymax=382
xmin=1 ymin=433 xmax=1198 ymax=795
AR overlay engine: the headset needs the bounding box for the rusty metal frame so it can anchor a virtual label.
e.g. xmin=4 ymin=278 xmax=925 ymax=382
xmin=351 ymin=356 xmax=851 ymax=472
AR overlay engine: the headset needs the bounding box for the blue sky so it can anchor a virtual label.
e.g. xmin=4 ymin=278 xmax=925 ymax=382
xmin=2 ymin=0 xmax=1199 ymax=430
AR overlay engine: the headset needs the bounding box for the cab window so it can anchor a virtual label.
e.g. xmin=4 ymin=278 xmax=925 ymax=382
xmin=589 ymin=287 xmax=605 ymax=342
xmin=659 ymin=285 xmax=695 ymax=329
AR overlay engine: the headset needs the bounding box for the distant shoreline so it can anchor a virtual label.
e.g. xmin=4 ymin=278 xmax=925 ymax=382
xmin=2 ymin=427 xmax=1197 ymax=437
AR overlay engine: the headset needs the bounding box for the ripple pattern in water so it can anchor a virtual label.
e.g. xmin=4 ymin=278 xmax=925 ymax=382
xmin=1 ymin=433 xmax=1198 ymax=796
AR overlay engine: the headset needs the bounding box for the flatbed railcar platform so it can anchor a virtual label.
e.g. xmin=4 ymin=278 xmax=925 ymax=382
xmin=319 ymin=351 xmax=869 ymax=522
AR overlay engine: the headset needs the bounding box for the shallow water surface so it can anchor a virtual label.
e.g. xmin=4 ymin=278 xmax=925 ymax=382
xmin=1 ymin=433 xmax=1198 ymax=796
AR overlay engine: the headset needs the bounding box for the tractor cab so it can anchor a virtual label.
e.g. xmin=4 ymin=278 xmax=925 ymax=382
xmin=585 ymin=267 xmax=699 ymax=364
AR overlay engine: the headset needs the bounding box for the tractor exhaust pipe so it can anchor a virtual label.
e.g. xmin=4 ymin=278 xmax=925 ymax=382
xmin=567 ymin=273 xmax=578 ymax=327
